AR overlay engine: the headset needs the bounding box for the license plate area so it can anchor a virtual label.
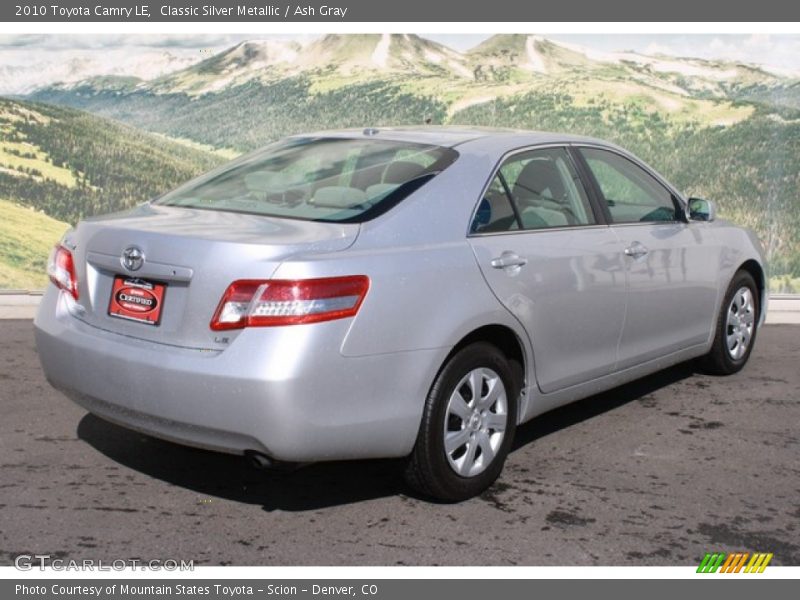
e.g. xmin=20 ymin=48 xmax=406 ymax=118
xmin=108 ymin=276 xmax=166 ymax=326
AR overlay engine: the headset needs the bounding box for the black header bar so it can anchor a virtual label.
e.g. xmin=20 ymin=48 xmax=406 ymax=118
xmin=4 ymin=0 xmax=800 ymax=22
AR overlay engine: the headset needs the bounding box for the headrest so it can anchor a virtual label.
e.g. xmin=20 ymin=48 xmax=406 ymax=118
xmin=244 ymin=170 xmax=298 ymax=193
xmin=512 ymin=159 xmax=565 ymax=202
xmin=310 ymin=186 xmax=368 ymax=208
xmin=365 ymin=183 xmax=400 ymax=200
xmin=383 ymin=160 xmax=425 ymax=184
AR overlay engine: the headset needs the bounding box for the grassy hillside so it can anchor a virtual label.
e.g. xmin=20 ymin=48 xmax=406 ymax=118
xmin=0 ymin=198 xmax=70 ymax=289
xmin=0 ymin=97 xmax=224 ymax=224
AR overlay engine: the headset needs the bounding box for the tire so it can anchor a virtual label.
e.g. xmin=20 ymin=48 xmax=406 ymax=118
xmin=701 ymin=270 xmax=760 ymax=375
xmin=404 ymin=342 xmax=519 ymax=502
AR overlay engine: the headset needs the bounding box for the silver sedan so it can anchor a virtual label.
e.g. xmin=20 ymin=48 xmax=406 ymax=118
xmin=35 ymin=128 xmax=767 ymax=501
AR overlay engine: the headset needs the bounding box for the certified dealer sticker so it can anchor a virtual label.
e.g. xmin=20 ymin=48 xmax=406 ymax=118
xmin=108 ymin=276 xmax=166 ymax=326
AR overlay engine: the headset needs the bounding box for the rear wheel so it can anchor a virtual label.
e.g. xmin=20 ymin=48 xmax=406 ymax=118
xmin=404 ymin=342 xmax=519 ymax=502
xmin=701 ymin=270 xmax=759 ymax=375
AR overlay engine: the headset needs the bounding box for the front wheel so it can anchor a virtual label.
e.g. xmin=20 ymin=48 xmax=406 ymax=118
xmin=701 ymin=270 xmax=760 ymax=375
xmin=404 ymin=342 xmax=519 ymax=502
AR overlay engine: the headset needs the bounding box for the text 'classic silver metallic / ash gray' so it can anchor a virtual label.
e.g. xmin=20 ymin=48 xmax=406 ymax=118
xmin=35 ymin=128 xmax=767 ymax=501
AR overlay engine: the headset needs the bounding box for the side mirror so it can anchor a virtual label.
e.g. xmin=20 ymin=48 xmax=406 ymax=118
xmin=688 ymin=197 xmax=716 ymax=222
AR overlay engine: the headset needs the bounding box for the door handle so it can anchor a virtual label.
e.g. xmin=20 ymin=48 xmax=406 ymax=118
xmin=491 ymin=252 xmax=528 ymax=269
xmin=624 ymin=241 xmax=649 ymax=259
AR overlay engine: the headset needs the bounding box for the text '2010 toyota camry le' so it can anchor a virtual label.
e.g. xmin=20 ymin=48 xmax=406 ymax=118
xmin=35 ymin=127 xmax=767 ymax=501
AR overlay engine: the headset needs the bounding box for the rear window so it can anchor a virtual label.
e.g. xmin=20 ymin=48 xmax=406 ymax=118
xmin=156 ymin=137 xmax=458 ymax=222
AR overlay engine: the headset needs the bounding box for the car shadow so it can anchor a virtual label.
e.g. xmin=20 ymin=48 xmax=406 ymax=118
xmin=511 ymin=360 xmax=696 ymax=451
xmin=77 ymin=361 xmax=697 ymax=511
xmin=76 ymin=414 xmax=407 ymax=511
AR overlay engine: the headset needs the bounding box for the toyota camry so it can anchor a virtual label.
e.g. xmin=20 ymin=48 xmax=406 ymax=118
xmin=35 ymin=128 xmax=767 ymax=501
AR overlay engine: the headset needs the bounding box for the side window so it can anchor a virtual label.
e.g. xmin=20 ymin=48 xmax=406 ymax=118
xmin=500 ymin=147 xmax=596 ymax=230
xmin=470 ymin=147 xmax=596 ymax=234
xmin=470 ymin=175 xmax=520 ymax=233
xmin=580 ymin=148 xmax=678 ymax=223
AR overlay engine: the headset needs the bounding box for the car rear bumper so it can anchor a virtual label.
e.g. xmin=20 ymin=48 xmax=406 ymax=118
xmin=34 ymin=288 xmax=444 ymax=462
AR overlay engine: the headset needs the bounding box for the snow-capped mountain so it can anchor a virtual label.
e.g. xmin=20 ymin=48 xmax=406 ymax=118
xmin=465 ymin=35 xmax=787 ymax=96
xmin=147 ymin=40 xmax=302 ymax=94
xmin=10 ymin=34 xmax=797 ymax=100
xmin=295 ymin=34 xmax=471 ymax=76
xmin=145 ymin=34 xmax=472 ymax=94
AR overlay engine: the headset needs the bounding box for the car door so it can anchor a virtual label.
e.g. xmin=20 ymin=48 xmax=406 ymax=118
xmin=576 ymin=146 xmax=720 ymax=369
xmin=468 ymin=147 xmax=627 ymax=394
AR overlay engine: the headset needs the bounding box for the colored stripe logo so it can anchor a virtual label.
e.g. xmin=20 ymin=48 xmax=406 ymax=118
xmin=697 ymin=552 xmax=773 ymax=573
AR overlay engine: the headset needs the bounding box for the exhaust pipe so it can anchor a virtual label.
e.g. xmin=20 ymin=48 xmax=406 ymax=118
xmin=245 ymin=450 xmax=274 ymax=470
xmin=244 ymin=450 xmax=304 ymax=472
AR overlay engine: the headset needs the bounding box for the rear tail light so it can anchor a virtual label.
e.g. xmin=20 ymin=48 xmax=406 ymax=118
xmin=210 ymin=275 xmax=369 ymax=330
xmin=47 ymin=245 xmax=79 ymax=300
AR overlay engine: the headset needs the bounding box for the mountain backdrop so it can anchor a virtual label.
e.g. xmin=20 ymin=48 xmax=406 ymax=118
xmin=3 ymin=34 xmax=799 ymax=290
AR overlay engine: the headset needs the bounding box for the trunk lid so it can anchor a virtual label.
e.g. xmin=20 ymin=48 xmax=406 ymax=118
xmin=67 ymin=204 xmax=359 ymax=349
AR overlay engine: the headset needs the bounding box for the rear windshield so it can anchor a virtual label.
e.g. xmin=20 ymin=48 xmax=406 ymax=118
xmin=155 ymin=137 xmax=458 ymax=222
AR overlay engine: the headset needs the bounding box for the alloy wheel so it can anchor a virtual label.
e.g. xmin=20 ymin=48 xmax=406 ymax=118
xmin=443 ymin=367 xmax=508 ymax=477
xmin=725 ymin=286 xmax=755 ymax=360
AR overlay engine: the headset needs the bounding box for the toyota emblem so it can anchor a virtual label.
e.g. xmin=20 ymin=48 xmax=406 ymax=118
xmin=121 ymin=246 xmax=145 ymax=272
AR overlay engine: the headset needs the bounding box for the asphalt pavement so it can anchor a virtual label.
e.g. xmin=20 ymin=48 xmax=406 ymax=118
xmin=1 ymin=320 xmax=798 ymax=566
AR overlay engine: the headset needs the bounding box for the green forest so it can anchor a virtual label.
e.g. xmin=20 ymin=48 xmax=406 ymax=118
xmin=32 ymin=77 xmax=450 ymax=153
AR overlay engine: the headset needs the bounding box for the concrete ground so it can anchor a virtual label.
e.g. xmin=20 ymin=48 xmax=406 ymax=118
xmin=0 ymin=320 xmax=798 ymax=566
